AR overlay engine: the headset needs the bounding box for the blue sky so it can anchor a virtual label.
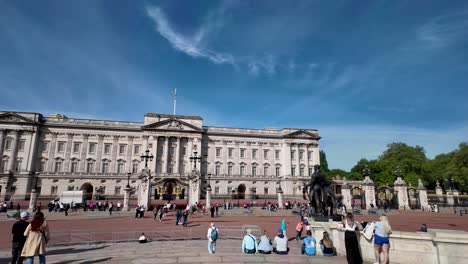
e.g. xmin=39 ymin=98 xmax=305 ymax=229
xmin=1 ymin=0 xmax=467 ymax=170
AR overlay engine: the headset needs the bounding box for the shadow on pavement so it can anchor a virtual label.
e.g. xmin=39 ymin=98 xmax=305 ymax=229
xmin=48 ymin=245 xmax=109 ymax=256
xmin=80 ymin=257 xmax=113 ymax=263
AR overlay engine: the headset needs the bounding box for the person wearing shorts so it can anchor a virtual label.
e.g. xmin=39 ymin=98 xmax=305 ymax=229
xmin=374 ymin=215 xmax=392 ymax=264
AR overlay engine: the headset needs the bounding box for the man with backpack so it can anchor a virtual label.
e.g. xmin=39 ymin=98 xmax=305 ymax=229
xmin=207 ymin=222 xmax=219 ymax=254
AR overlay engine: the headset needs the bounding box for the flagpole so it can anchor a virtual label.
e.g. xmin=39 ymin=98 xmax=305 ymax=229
xmin=173 ymin=88 xmax=177 ymax=115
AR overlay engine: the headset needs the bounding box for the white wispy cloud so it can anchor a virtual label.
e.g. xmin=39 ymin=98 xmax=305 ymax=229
xmin=417 ymin=10 xmax=468 ymax=49
xmin=146 ymin=7 xmax=235 ymax=65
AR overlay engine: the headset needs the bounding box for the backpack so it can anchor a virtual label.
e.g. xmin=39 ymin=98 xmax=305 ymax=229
xmin=211 ymin=228 xmax=218 ymax=241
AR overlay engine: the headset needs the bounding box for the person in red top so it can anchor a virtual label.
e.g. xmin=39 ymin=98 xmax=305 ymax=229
xmin=295 ymin=221 xmax=304 ymax=241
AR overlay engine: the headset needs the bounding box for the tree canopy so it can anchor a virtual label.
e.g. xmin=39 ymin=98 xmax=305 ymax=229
xmin=323 ymin=142 xmax=468 ymax=193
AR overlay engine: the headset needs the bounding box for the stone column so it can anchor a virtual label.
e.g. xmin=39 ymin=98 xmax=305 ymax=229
xmin=125 ymin=136 xmax=134 ymax=172
xmin=28 ymin=188 xmax=38 ymax=211
xmin=162 ymin=137 xmax=169 ymax=174
xmin=110 ymin=135 xmax=119 ymax=172
xmin=394 ymin=177 xmax=409 ymax=210
xmin=8 ymin=130 xmax=20 ymax=171
xmin=417 ymin=179 xmax=429 ymax=211
xmin=63 ymin=133 xmax=74 ymax=172
xmin=152 ymin=135 xmax=159 ymax=174
xmin=296 ymin=144 xmax=300 ymax=177
xmin=95 ymin=134 xmax=105 ymax=173
xmin=283 ymin=143 xmax=291 ymax=177
xmin=123 ymin=186 xmax=131 ymax=211
xmin=0 ymin=129 xmax=6 ymax=159
xmin=362 ymin=176 xmax=376 ymax=210
xmin=305 ymin=145 xmax=310 ymax=177
xmin=188 ymin=171 xmax=200 ymax=206
xmin=80 ymin=134 xmax=90 ymax=172
xmin=206 ymin=185 xmax=212 ymax=209
xmin=187 ymin=137 xmax=193 ymax=174
xmin=277 ymin=186 xmax=284 ymax=209
xmin=27 ymin=129 xmax=40 ymax=172
xmin=175 ymin=137 xmax=180 ymax=175
xmin=341 ymin=181 xmax=352 ymax=210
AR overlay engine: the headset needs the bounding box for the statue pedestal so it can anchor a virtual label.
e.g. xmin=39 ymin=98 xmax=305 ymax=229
xmin=341 ymin=184 xmax=352 ymax=210
xmin=418 ymin=179 xmax=429 ymax=210
xmin=137 ymin=169 xmax=151 ymax=210
xmin=206 ymin=187 xmax=212 ymax=209
xmin=277 ymin=189 xmax=284 ymax=209
xmin=188 ymin=170 xmax=200 ymax=206
xmin=394 ymin=177 xmax=409 ymax=210
xmin=123 ymin=186 xmax=131 ymax=211
xmin=362 ymin=176 xmax=375 ymax=210
xmin=435 ymin=187 xmax=443 ymax=196
xmin=28 ymin=189 xmax=37 ymax=211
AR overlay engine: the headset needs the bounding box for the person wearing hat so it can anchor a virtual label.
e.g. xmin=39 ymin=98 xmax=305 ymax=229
xmin=11 ymin=211 xmax=30 ymax=264
xmin=273 ymin=228 xmax=289 ymax=255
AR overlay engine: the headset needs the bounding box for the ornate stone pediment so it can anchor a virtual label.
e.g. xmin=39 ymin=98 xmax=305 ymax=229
xmin=142 ymin=118 xmax=202 ymax=132
xmin=0 ymin=112 xmax=35 ymax=124
xmin=283 ymin=130 xmax=320 ymax=140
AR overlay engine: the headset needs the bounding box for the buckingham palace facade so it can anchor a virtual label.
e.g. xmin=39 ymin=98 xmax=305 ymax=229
xmin=0 ymin=111 xmax=320 ymax=202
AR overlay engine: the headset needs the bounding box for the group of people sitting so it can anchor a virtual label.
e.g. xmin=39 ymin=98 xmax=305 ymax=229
xmin=241 ymin=229 xmax=334 ymax=256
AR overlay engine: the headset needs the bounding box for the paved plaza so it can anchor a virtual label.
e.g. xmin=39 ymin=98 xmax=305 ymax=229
xmin=1 ymin=208 xmax=467 ymax=263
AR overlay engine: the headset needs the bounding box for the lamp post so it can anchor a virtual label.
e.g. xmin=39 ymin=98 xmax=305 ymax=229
xmin=362 ymin=165 xmax=371 ymax=178
xmin=231 ymin=189 xmax=235 ymax=209
xmin=29 ymin=172 xmax=40 ymax=211
xmin=393 ymin=166 xmax=403 ymax=179
xmin=140 ymin=149 xmax=154 ymax=168
xmin=206 ymin=173 xmax=212 ymax=209
xmin=123 ymin=172 xmax=131 ymax=211
xmin=189 ymin=151 xmax=202 ymax=170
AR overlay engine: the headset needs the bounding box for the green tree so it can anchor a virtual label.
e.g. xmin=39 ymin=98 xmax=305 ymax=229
xmin=327 ymin=169 xmax=349 ymax=180
xmin=319 ymin=150 xmax=330 ymax=172
xmin=446 ymin=143 xmax=468 ymax=193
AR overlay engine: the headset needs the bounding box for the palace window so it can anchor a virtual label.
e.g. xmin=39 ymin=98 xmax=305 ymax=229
xmin=308 ymin=151 xmax=312 ymax=160
xmin=240 ymin=149 xmax=245 ymax=158
xmin=291 ymin=167 xmax=296 ymax=176
xmin=40 ymin=161 xmax=46 ymax=172
xmin=300 ymin=167 xmax=304 ymax=176
xmin=86 ymin=161 xmax=94 ymax=173
xmin=240 ymin=165 xmax=245 ymax=176
xmin=228 ymin=165 xmax=233 ymax=176
xmin=308 ymin=167 xmax=313 ymax=176
xmin=57 ymin=142 xmax=65 ymax=152
xmin=88 ymin=143 xmax=96 ymax=154
xmin=299 ymin=151 xmax=304 ymax=160
xmin=215 ymin=187 xmax=219 ymax=195
xmin=182 ymin=146 xmax=186 ymax=156
xmin=264 ymin=187 xmax=269 ymax=195
xmin=264 ymin=150 xmax=268 ymax=159
xmin=291 ymin=151 xmax=295 ymax=159
xmin=215 ymin=165 xmax=221 ymax=175
xmin=51 ymin=186 xmax=58 ymax=195
xmin=275 ymin=167 xmax=280 ymax=177
xmin=67 ymin=186 xmax=74 ymax=191
xmin=18 ymin=140 xmax=25 ymax=152
xmin=252 ymin=149 xmax=257 ymax=159
xmin=216 ymin=148 xmax=221 ymax=158
xmin=228 ymin=148 xmax=233 ymax=158
xmin=117 ymin=162 xmax=124 ymax=174
xmin=102 ymin=162 xmax=109 ymax=174
xmin=42 ymin=142 xmax=49 ymax=152
xmin=71 ymin=161 xmax=78 ymax=173
xmin=227 ymin=186 xmax=232 ymax=194
xmin=275 ymin=150 xmax=280 ymax=160
xmin=134 ymin=145 xmax=140 ymax=155
xmin=104 ymin=144 xmax=111 ymax=154
xmin=119 ymin=144 xmax=126 ymax=155
xmin=15 ymin=160 xmax=22 ymax=172
xmin=264 ymin=166 xmax=269 ymax=176
xmin=132 ymin=163 xmax=139 ymax=174
xmin=252 ymin=165 xmax=257 ymax=176
xmin=5 ymin=139 xmax=12 ymax=150
xmin=54 ymin=160 xmax=62 ymax=173
xmin=73 ymin=143 xmax=81 ymax=153
xmin=115 ymin=186 xmax=121 ymax=195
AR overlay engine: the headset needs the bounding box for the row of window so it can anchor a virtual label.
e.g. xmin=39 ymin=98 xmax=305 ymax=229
xmin=42 ymin=160 xmax=141 ymax=174
xmin=214 ymin=148 xmax=313 ymax=161
xmin=2 ymin=139 xmax=26 ymax=152
xmin=42 ymin=142 xmax=145 ymax=156
xmin=213 ymin=165 xmax=312 ymax=177
xmin=0 ymin=159 xmax=22 ymax=172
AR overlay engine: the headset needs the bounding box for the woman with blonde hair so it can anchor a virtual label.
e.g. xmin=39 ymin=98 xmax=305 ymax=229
xmin=320 ymin=231 xmax=334 ymax=256
xmin=374 ymin=215 xmax=392 ymax=264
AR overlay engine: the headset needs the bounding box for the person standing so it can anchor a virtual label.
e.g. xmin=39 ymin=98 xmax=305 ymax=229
xmin=241 ymin=229 xmax=258 ymax=254
xmin=342 ymin=213 xmax=363 ymax=264
xmin=152 ymin=207 xmax=158 ymax=222
xmin=64 ymin=204 xmax=70 ymax=216
xmin=182 ymin=209 xmax=188 ymax=227
xmin=295 ymin=221 xmax=303 ymax=241
xmin=11 ymin=212 xmax=29 ymax=264
xmin=207 ymin=223 xmax=219 ymax=254
xmin=215 ymin=204 xmax=219 ymax=217
xmin=374 ymin=215 xmax=392 ymax=264
xmin=176 ymin=209 xmax=182 ymax=225
xmin=21 ymin=212 xmax=50 ymax=264
xmin=108 ymin=202 xmax=113 ymax=215
xmin=280 ymin=218 xmax=287 ymax=238
xmin=117 ymin=201 xmax=121 ymax=211
xmin=210 ymin=206 xmax=215 ymax=218
xmin=159 ymin=207 xmax=164 ymax=222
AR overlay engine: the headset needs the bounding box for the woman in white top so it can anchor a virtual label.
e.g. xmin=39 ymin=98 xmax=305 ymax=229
xmin=342 ymin=213 xmax=363 ymax=264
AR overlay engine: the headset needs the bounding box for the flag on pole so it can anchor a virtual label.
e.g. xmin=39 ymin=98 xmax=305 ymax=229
xmin=173 ymin=88 xmax=177 ymax=115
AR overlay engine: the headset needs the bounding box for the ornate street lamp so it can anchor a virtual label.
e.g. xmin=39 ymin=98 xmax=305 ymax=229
xmin=140 ymin=149 xmax=154 ymax=168
xmin=126 ymin=172 xmax=131 ymax=189
xmin=393 ymin=166 xmax=403 ymax=178
xmin=362 ymin=165 xmax=371 ymax=178
xmin=207 ymin=173 xmax=212 ymax=189
xmin=189 ymin=151 xmax=202 ymax=170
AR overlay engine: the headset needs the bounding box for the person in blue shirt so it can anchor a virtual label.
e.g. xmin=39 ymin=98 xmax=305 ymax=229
xmin=301 ymin=231 xmax=317 ymax=256
xmin=242 ymin=229 xmax=258 ymax=254
xmin=280 ymin=218 xmax=287 ymax=238
xmin=257 ymin=230 xmax=273 ymax=254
